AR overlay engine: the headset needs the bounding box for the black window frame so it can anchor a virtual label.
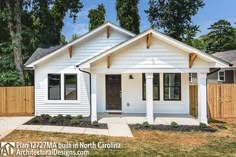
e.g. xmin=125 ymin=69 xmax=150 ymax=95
xmin=163 ymin=73 xmax=181 ymax=101
xmin=48 ymin=74 xmax=61 ymax=100
xmin=64 ymin=74 xmax=78 ymax=100
xmin=142 ymin=73 xmax=160 ymax=101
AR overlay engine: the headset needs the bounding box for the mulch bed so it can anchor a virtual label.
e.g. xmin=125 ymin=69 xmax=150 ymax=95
xmin=25 ymin=116 xmax=108 ymax=129
xmin=129 ymin=124 xmax=217 ymax=132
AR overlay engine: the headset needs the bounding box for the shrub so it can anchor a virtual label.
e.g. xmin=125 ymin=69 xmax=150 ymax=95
xmin=49 ymin=117 xmax=57 ymax=124
xmin=57 ymin=114 xmax=64 ymax=119
xmin=199 ymin=123 xmax=207 ymax=128
xmin=92 ymin=121 xmax=99 ymax=126
xmin=65 ymin=115 xmax=72 ymax=120
xmin=142 ymin=121 xmax=150 ymax=127
xmin=77 ymin=115 xmax=83 ymax=119
xmin=41 ymin=114 xmax=51 ymax=120
xmin=31 ymin=116 xmax=41 ymax=123
xmin=71 ymin=119 xmax=80 ymax=126
xmin=171 ymin=122 xmax=179 ymax=128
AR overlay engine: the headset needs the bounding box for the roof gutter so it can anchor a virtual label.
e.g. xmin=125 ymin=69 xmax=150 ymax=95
xmin=77 ymin=65 xmax=92 ymax=118
xmin=207 ymin=68 xmax=221 ymax=76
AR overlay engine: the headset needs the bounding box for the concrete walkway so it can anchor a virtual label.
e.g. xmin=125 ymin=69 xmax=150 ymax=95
xmin=17 ymin=124 xmax=133 ymax=137
xmin=98 ymin=113 xmax=200 ymax=126
xmin=0 ymin=117 xmax=33 ymax=140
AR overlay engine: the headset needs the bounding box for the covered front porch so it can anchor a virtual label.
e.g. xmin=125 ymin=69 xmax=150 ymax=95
xmin=97 ymin=113 xmax=200 ymax=125
xmin=90 ymin=72 xmax=208 ymax=125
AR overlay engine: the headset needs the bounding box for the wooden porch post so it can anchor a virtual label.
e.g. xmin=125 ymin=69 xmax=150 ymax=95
xmin=145 ymin=73 xmax=154 ymax=123
xmin=91 ymin=74 xmax=97 ymax=122
xmin=197 ymin=72 xmax=208 ymax=124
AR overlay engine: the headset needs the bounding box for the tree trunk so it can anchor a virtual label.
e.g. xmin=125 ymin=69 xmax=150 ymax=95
xmin=5 ymin=0 xmax=25 ymax=84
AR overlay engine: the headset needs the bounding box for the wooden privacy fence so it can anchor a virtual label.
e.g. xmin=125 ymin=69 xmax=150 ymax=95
xmin=0 ymin=86 xmax=34 ymax=116
xmin=190 ymin=84 xmax=236 ymax=119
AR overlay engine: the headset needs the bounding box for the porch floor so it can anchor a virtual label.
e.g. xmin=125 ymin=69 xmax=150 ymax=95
xmin=98 ymin=113 xmax=200 ymax=126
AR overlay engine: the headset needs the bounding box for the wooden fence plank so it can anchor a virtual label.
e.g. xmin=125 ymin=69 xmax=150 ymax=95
xmin=190 ymin=84 xmax=236 ymax=119
xmin=0 ymin=86 xmax=34 ymax=116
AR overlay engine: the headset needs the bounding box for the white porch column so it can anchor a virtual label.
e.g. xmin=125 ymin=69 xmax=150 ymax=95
xmin=91 ymin=74 xmax=97 ymax=122
xmin=197 ymin=72 xmax=208 ymax=124
xmin=145 ymin=73 xmax=154 ymax=124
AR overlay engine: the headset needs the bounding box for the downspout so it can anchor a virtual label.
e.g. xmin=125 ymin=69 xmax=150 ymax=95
xmin=77 ymin=65 xmax=92 ymax=118
xmin=207 ymin=68 xmax=221 ymax=76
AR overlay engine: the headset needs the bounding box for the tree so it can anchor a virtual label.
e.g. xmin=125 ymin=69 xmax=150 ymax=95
xmin=204 ymin=20 xmax=236 ymax=53
xmin=145 ymin=0 xmax=204 ymax=42
xmin=5 ymin=0 xmax=25 ymax=84
xmin=0 ymin=0 xmax=83 ymax=86
xmin=116 ymin=0 xmax=140 ymax=34
xmin=190 ymin=35 xmax=207 ymax=52
xmin=88 ymin=4 xmax=106 ymax=31
xmin=60 ymin=35 xmax=68 ymax=45
xmin=70 ymin=34 xmax=79 ymax=42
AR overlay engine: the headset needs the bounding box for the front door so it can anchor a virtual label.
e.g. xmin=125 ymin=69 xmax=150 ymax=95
xmin=106 ymin=75 xmax=122 ymax=110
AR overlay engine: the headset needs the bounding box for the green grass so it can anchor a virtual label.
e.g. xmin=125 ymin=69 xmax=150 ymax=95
xmin=2 ymin=119 xmax=236 ymax=157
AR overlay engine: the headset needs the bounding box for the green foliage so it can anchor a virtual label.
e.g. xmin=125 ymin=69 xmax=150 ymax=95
xmin=49 ymin=117 xmax=57 ymax=124
xmin=31 ymin=116 xmax=42 ymax=123
xmin=203 ymin=20 xmax=236 ymax=54
xmin=70 ymin=34 xmax=79 ymax=42
xmin=60 ymin=35 xmax=68 ymax=45
xmin=0 ymin=0 xmax=83 ymax=86
xmin=116 ymin=0 xmax=140 ymax=34
xmin=41 ymin=114 xmax=51 ymax=120
xmin=199 ymin=123 xmax=207 ymax=128
xmin=88 ymin=4 xmax=106 ymax=31
xmin=92 ymin=121 xmax=99 ymax=126
xmin=190 ymin=35 xmax=207 ymax=51
xmin=170 ymin=122 xmax=179 ymax=128
xmin=71 ymin=119 xmax=80 ymax=125
xmin=77 ymin=115 xmax=83 ymax=119
xmin=65 ymin=115 xmax=72 ymax=120
xmin=142 ymin=121 xmax=150 ymax=127
xmin=146 ymin=0 xmax=204 ymax=42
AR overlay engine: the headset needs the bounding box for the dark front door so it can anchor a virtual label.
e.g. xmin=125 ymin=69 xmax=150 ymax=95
xmin=106 ymin=75 xmax=122 ymax=110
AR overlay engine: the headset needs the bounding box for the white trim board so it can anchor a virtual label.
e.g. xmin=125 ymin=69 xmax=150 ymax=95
xmin=79 ymin=29 xmax=230 ymax=69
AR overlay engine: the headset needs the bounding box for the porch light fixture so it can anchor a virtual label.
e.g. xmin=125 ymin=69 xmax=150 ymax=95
xmin=129 ymin=74 xmax=134 ymax=79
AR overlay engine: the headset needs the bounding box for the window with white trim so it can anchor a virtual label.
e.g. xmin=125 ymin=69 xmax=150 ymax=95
xmin=64 ymin=74 xmax=77 ymax=100
xmin=48 ymin=74 xmax=61 ymax=100
xmin=189 ymin=73 xmax=192 ymax=82
xmin=218 ymin=71 xmax=225 ymax=82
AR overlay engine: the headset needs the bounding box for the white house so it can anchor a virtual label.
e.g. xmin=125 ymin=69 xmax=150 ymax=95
xmin=25 ymin=22 xmax=230 ymax=124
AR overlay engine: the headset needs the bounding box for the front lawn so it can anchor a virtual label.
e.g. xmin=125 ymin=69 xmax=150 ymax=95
xmin=2 ymin=119 xmax=236 ymax=157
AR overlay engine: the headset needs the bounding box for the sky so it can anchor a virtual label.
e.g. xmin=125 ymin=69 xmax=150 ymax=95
xmin=62 ymin=0 xmax=236 ymax=41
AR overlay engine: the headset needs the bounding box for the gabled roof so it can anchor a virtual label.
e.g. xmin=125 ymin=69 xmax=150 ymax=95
xmin=213 ymin=50 xmax=236 ymax=67
xmin=79 ymin=29 xmax=231 ymax=68
xmin=25 ymin=21 xmax=135 ymax=67
xmin=24 ymin=44 xmax=63 ymax=66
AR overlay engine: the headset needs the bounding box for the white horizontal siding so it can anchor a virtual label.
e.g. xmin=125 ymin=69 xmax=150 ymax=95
xmin=35 ymin=29 xmax=131 ymax=116
xmin=93 ymin=38 xmax=190 ymax=69
xmin=92 ymin=37 xmax=212 ymax=71
xmin=97 ymin=73 xmax=189 ymax=114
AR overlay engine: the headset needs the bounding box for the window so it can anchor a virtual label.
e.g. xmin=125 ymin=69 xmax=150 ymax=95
xmin=48 ymin=74 xmax=61 ymax=100
xmin=218 ymin=71 xmax=225 ymax=81
xmin=142 ymin=73 xmax=160 ymax=100
xmin=164 ymin=73 xmax=181 ymax=100
xmin=64 ymin=74 xmax=77 ymax=100
xmin=189 ymin=73 xmax=192 ymax=82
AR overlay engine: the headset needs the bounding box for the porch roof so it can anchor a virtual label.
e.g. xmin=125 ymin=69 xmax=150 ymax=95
xmin=78 ymin=29 xmax=231 ymax=69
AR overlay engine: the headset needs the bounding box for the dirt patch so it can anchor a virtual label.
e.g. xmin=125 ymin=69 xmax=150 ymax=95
xmin=129 ymin=124 xmax=217 ymax=132
xmin=25 ymin=115 xmax=108 ymax=129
